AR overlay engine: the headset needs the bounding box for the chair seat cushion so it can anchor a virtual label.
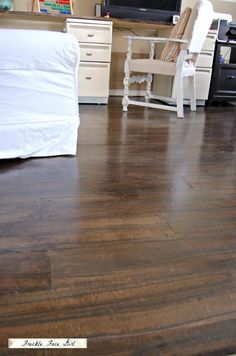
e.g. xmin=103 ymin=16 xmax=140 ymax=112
xmin=129 ymin=59 xmax=195 ymax=77
xmin=130 ymin=59 xmax=176 ymax=76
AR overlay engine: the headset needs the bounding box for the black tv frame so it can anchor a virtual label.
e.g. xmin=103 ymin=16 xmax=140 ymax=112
xmin=102 ymin=0 xmax=182 ymax=23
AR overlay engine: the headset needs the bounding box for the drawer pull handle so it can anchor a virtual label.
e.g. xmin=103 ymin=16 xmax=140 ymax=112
xmin=227 ymin=75 xmax=235 ymax=80
xmin=85 ymin=76 xmax=92 ymax=80
xmin=87 ymin=33 xmax=94 ymax=37
xmin=86 ymin=53 xmax=93 ymax=56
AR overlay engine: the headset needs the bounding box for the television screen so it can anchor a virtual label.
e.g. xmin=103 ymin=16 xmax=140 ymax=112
xmin=103 ymin=0 xmax=181 ymax=22
xmin=105 ymin=0 xmax=179 ymax=12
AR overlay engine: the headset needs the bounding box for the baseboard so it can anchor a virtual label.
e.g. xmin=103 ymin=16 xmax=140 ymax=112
xmin=78 ymin=96 xmax=108 ymax=104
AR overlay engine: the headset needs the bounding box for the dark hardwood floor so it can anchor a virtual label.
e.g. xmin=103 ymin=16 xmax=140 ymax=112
xmin=1 ymin=98 xmax=236 ymax=355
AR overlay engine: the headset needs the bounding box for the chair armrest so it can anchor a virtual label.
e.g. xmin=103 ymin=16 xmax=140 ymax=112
xmin=124 ymin=35 xmax=188 ymax=44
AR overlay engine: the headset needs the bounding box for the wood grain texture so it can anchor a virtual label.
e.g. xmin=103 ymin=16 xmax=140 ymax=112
xmin=0 ymin=98 xmax=236 ymax=355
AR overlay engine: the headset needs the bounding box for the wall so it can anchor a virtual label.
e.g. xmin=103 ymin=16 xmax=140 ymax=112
xmin=14 ymin=0 xmax=33 ymax=11
xmin=77 ymin=0 xmax=101 ymax=17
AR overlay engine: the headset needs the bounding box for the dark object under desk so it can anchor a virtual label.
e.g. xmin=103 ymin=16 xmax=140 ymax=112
xmin=208 ymin=19 xmax=236 ymax=104
xmin=208 ymin=40 xmax=236 ymax=103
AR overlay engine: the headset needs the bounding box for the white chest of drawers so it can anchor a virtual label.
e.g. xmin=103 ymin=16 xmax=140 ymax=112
xmin=153 ymin=30 xmax=217 ymax=106
xmin=65 ymin=18 xmax=112 ymax=104
xmin=173 ymin=30 xmax=217 ymax=104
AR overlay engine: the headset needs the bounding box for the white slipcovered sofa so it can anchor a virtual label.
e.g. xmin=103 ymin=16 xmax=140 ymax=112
xmin=0 ymin=29 xmax=80 ymax=159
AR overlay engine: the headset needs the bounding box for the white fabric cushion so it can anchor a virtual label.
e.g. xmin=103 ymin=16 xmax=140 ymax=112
xmin=0 ymin=29 xmax=79 ymax=71
xmin=130 ymin=59 xmax=176 ymax=76
xmin=129 ymin=58 xmax=195 ymax=77
xmin=0 ymin=29 xmax=80 ymax=159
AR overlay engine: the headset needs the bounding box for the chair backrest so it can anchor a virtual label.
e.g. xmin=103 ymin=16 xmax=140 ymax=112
xmin=182 ymin=0 xmax=214 ymax=54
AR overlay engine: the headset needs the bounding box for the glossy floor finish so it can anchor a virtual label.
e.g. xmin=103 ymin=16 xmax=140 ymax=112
xmin=1 ymin=99 xmax=236 ymax=355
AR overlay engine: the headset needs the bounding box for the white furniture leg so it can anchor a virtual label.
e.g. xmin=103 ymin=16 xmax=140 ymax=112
xmin=145 ymin=42 xmax=155 ymax=102
xmin=122 ymin=39 xmax=132 ymax=112
xmin=188 ymin=75 xmax=196 ymax=111
xmin=122 ymin=70 xmax=130 ymax=112
xmin=176 ymin=77 xmax=184 ymax=118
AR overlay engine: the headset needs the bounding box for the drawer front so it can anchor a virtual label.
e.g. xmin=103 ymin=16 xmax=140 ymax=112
xmin=181 ymin=69 xmax=212 ymax=100
xmin=218 ymin=67 xmax=236 ymax=92
xmin=202 ymin=34 xmax=216 ymax=51
xmin=78 ymin=62 xmax=110 ymax=97
xmin=80 ymin=43 xmax=111 ymax=62
xmin=66 ymin=23 xmax=112 ymax=44
xmin=196 ymin=51 xmax=214 ymax=68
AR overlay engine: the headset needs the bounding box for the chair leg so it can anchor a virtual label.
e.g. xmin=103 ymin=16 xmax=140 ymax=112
xmin=122 ymin=69 xmax=130 ymax=112
xmin=188 ymin=75 xmax=196 ymax=111
xmin=176 ymin=77 xmax=184 ymax=118
xmin=145 ymin=74 xmax=153 ymax=102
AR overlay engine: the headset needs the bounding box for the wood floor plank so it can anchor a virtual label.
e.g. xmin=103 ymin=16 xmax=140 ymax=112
xmin=0 ymin=98 xmax=236 ymax=355
xmin=0 ymin=250 xmax=51 ymax=296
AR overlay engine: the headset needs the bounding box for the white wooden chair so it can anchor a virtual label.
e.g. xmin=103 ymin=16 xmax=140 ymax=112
xmin=122 ymin=0 xmax=214 ymax=118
